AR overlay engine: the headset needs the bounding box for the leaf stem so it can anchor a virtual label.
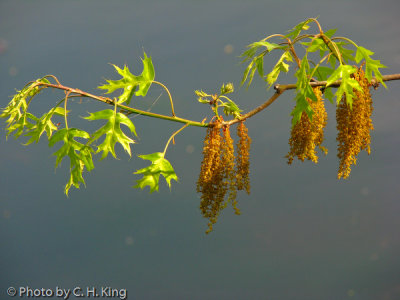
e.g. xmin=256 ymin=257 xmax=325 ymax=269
xmin=310 ymin=18 xmax=323 ymax=34
xmin=152 ymin=80 xmax=176 ymax=117
xmin=64 ymin=91 xmax=70 ymax=129
xmin=331 ymin=37 xmax=358 ymax=48
xmin=163 ymin=123 xmax=190 ymax=156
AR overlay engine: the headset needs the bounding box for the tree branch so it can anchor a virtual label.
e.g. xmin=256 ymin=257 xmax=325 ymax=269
xmin=274 ymin=73 xmax=400 ymax=92
xmin=36 ymin=73 xmax=400 ymax=129
xmin=224 ymin=73 xmax=400 ymax=126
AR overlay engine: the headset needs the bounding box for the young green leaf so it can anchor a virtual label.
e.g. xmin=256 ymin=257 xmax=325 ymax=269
xmin=194 ymin=90 xmax=209 ymax=98
xmin=255 ymin=56 xmax=264 ymax=77
xmin=324 ymin=28 xmax=337 ymax=38
xmin=1 ymin=88 xmax=29 ymax=127
xmin=326 ymin=65 xmax=361 ymax=106
xmin=1 ymin=78 xmax=54 ymax=139
xmin=98 ymin=52 xmax=155 ymax=104
xmin=302 ymin=37 xmax=326 ymax=53
xmin=285 ymin=18 xmax=313 ymax=39
xmin=222 ymin=99 xmax=242 ymax=118
xmin=291 ymin=84 xmax=316 ymax=125
xmin=266 ymin=51 xmax=292 ymax=88
xmin=84 ymin=109 xmax=137 ymax=160
xmin=220 ymin=83 xmax=234 ymax=95
xmin=24 ymin=107 xmax=67 ymax=144
xmin=249 ymin=41 xmax=283 ymax=52
xmin=48 ymin=128 xmax=94 ymax=196
xmin=246 ymin=63 xmax=258 ymax=88
xmin=295 ymin=55 xmax=311 ymax=91
xmin=328 ymin=54 xmax=337 ymax=68
xmin=355 ymin=46 xmax=387 ymax=87
xmin=4 ymin=112 xmax=36 ymax=139
xmin=134 ymin=152 xmax=178 ymax=193
xmin=240 ymin=41 xmax=283 ymax=63
xmin=314 ymin=66 xmax=334 ymax=81
xmin=335 ymin=42 xmax=355 ymax=63
xmin=241 ymin=59 xmax=254 ymax=87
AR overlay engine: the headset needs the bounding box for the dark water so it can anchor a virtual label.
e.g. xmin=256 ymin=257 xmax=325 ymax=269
xmin=1 ymin=1 xmax=400 ymax=299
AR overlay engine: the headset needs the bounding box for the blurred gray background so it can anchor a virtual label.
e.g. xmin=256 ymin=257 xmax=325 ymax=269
xmin=1 ymin=1 xmax=399 ymax=299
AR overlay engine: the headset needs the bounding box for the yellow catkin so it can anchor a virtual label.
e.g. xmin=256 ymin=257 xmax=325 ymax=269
xmin=236 ymin=121 xmax=251 ymax=195
xmin=223 ymin=126 xmax=239 ymax=215
xmin=336 ymin=67 xmax=373 ymax=179
xmin=286 ymin=87 xmax=328 ymax=164
xmin=197 ymin=120 xmax=251 ymax=233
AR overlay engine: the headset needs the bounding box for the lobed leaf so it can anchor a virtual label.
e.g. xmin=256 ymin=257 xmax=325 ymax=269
xmin=355 ymin=46 xmax=387 ymax=87
xmin=326 ymin=65 xmax=361 ymax=107
xmin=24 ymin=107 xmax=67 ymax=145
xmin=98 ymin=52 xmax=155 ymax=104
xmin=335 ymin=42 xmax=355 ymax=63
xmin=222 ymin=98 xmax=242 ymax=119
xmin=48 ymin=128 xmax=94 ymax=196
xmin=291 ymin=84 xmax=316 ymax=125
xmin=285 ymin=19 xmax=313 ymax=39
xmin=84 ymin=109 xmax=137 ymax=159
xmin=134 ymin=152 xmax=178 ymax=193
xmin=302 ymin=37 xmax=326 ymax=53
xmin=266 ymin=51 xmax=292 ymax=88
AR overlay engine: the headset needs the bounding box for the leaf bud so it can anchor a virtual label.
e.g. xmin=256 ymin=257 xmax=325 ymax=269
xmin=220 ymin=83 xmax=234 ymax=95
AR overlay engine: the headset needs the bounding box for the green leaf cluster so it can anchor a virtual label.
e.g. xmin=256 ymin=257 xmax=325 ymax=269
xmin=0 ymin=56 xmax=182 ymax=196
xmin=240 ymin=41 xmax=285 ymax=88
xmin=195 ymin=83 xmax=242 ymax=119
xmin=1 ymin=78 xmax=49 ymax=138
xmin=241 ymin=18 xmax=387 ymax=124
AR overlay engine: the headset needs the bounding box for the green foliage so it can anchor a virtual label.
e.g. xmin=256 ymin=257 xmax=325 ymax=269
xmin=241 ymin=17 xmax=387 ymax=125
xmin=98 ymin=52 xmax=155 ymax=104
xmin=84 ymin=109 xmax=137 ymax=159
xmin=134 ymin=152 xmax=178 ymax=193
xmin=1 ymin=78 xmax=50 ymax=138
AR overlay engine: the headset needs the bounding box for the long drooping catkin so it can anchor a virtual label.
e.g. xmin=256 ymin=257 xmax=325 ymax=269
xmin=286 ymin=87 xmax=328 ymax=164
xmin=336 ymin=67 xmax=373 ymax=179
xmin=236 ymin=121 xmax=251 ymax=194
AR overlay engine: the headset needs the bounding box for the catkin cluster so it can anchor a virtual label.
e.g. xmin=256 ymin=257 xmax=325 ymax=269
xmin=286 ymin=87 xmax=328 ymax=164
xmin=197 ymin=120 xmax=251 ymax=233
xmin=336 ymin=67 xmax=373 ymax=179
